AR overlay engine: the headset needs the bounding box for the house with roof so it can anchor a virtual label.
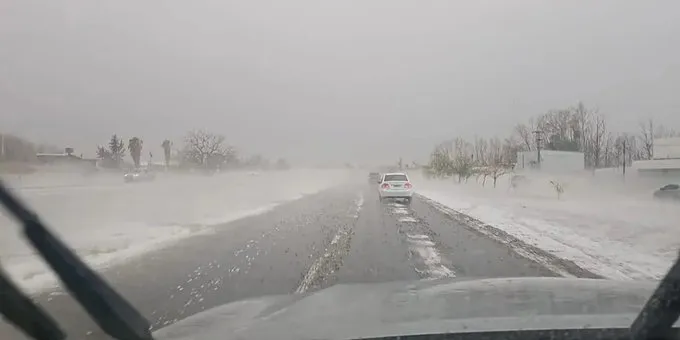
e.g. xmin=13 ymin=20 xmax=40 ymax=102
xmin=633 ymin=137 xmax=680 ymax=181
xmin=36 ymin=148 xmax=98 ymax=167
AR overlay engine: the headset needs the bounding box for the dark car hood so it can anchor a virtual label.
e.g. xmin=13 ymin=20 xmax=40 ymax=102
xmin=153 ymin=277 xmax=657 ymax=340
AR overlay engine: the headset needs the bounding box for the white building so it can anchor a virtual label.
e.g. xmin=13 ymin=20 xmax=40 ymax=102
xmin=653 ymin=137 xmax=680 ymax=159
xmin=516 ymin=150 xmax=585 ymax=173
xmin=633 ymin=137 xmax=680 ymax=180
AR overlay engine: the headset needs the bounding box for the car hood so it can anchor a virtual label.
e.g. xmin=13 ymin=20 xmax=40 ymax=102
xmin=153 ymin=277 xmax=657 ymax=340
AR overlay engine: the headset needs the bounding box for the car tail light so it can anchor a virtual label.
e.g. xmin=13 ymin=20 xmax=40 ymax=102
xmin=404 ymin=183 xmax=412 ymax=189
xmin=381 ymin=183 xmax=390 ymax=189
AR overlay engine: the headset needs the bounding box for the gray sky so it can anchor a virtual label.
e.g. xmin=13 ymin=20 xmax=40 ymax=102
xmin=1 ymin=0 xmax=679 ymax=165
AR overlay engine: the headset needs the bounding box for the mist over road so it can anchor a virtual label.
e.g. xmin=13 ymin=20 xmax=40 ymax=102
xmin=0 ymin=178 xmax=589 ymax=339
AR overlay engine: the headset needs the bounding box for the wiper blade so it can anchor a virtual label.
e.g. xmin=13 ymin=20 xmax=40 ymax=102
xmin=631 ymin=251 xmax=680 ymax=340
xmin=0 ymin=180 xmax=153 ymax=340
xmin=0 ymin=267 xmax=65 ymax=340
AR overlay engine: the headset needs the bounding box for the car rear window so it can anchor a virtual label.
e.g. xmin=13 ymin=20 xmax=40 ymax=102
xmin=384 ymin=174 xmax=408 ymax=182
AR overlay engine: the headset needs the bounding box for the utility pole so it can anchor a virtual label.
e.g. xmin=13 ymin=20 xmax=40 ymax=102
xmin=622 ymin=139 xmax=627 ymax=178
xmin=533 ymin=130 xmax=543 ymax=169
xmin=0 ymin=133 xmax=4 ymax=161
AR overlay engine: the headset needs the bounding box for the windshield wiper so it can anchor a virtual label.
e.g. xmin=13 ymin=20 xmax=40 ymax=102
xmin=0 ymin=267 xmax=65 ymax=340
xmin=0 ymin=180 xmax=153 ymax=340
xmin=3 ymin=174 xmax=680 ymax=340
xmin=631 ymin=250 xmax=680 ymax=340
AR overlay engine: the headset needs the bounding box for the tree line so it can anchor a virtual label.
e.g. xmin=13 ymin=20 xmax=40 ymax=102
xmin=0 ymin=133 xmax=62 ymax=162
xmin=426 ymin=102 xmax=678 ymax=184
xmin=95 ymin=130 xmax=289 ymax=170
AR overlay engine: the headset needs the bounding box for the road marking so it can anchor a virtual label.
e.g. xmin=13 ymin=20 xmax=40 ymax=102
xmin=398 ymin=216 xmax=418 ymax=223
xmin=393 ymin=207 xmax=409 ymax=214
xmin=406 ymin=233 xmax=455 ymax=279
xmin=406 ymin=233 xmax=429 ymax=240
xmin=296 ymin=192 xmax=362 ymax=294
xmin=330 ymin=231 xmax=345 ymax=245
xmin=295 ymin=256 xmax=324 ymax=294
xmin=354 ymin=193 xmax=364 ymax=217
xmin=419 ymin=195 xmax=577 ymax=278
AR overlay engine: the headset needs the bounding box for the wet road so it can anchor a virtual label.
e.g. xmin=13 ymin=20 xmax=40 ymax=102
xmin=1 ymin=183 xmax=592 ymax=339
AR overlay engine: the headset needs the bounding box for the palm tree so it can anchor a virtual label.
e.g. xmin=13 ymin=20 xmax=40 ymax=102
xmin=128 ymin=137 xmax=143 ymax=168
xmin=161 ymin=140 xmax=172 ymax=167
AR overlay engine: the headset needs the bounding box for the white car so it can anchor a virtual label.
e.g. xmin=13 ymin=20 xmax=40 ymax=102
xmin=378 ymin=172 xmax=414 ymax=204
xmin=124 ymin=168 xmax=156 ymax=183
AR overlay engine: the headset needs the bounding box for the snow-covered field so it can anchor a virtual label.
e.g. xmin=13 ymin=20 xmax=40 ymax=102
xmin=0 ymin=169 xmax=352 ymax=293
xmin=411 ymin=170 xmax=680 ymax=281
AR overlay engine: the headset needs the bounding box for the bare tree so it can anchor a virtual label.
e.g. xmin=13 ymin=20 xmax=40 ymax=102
xmin=589 ymin=114 xmax=607 ymax=169
xmin=626 ymin=134 xmax=642 ymax=162
xmin=476 ymin=155 xmax=513 ymax=188
xmin=473 ymin=136 xmax=488 ymax=165
xmin=514 ymin=119 xmax=535 ymax=151
xmin=639 ymin=119 xmax=654 ymax=160
xmin=484 ymin=138 xmax=513 ymax=188
xmin=488 ymin=163 xmax=512 ymax=188
xmin=183 ymin=130 xmax=234 ymax=168
xmin=603 ymin=132 xmax=614 ymax=168
xmin=655 ymin=124 xmax=679 ymax=138
xmin=537 ymin=110 xmax=573 ymax=149
xmin=501 ymin=137 xmax=520 ymax=167
xmin=571 ymin=102 xmax=593 ymax=153
xmin=612 ymin=135 xmax=624 ymax=168
xmin=486 ymin=137 xmax=504 ymax=166
xmin=427 ymin=143 xmax=454 ymax=178
xmin=451 ymin=138 xmax=475 ymax=182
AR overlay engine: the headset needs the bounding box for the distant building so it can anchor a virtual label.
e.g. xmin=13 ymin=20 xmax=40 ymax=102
xmin=36 ymin=148 xmax=97 ymax=167
xmin=516 ymin=150 xmax=585 ymax=173
xmin=653 ymin=137 xmax=680 ymax=159
xmin=633 ymin=138 xmax=680 ymax=179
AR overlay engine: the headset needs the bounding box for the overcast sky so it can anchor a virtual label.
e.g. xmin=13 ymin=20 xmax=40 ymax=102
xmin=1 ymin=1 xmax=679 ymax=165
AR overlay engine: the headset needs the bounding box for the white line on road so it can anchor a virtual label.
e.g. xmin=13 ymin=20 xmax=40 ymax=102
xmin=419 ymin=195 xmax=576 ymax=278
xmin=296 ymin=192 xmax=362 ymax=294
xmin=295 ymin=257 xmax=324 ymax=294
xmin=407 ymin=233 xmax=456 ymax=279
xmin=330 ymin=231 xmax=344 ymax=245
xmin=393 ymin=207 xmax=409 ymax=215
xmin=354 ymin=193 xmax=364 ymax=217
xmin=406 ymin=233 xmax=429 ymax=240
xmin=398 ymin=216 xmax=418 ymax=223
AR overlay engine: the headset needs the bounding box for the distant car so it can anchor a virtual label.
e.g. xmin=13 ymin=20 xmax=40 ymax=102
xmin=378 ymin=172 xmax=413 ymax=204
xmin=124 ymin=168 xmax=156 ymax=183
xmin=368 ymin=172 xmax=380 ymax=184
xmin=653 ymin=184 xmax=680 ymax=201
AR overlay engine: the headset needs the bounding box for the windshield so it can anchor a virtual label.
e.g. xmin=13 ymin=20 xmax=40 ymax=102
xmin=1 ymin=2 xmax=680 ymax=340
xmin=383 ymin=174 xmax=408 ymax=182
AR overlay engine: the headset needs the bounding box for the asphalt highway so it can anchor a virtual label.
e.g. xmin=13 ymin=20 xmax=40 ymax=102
xmin=0 ymin=183 xmax=598 ymax=339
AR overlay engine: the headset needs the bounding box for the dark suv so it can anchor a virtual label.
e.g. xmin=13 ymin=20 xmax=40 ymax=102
xmin=368 ymin=172 xmax=380 ymax=184
xmin=653 ymin=184 xmax=680 ymax=201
